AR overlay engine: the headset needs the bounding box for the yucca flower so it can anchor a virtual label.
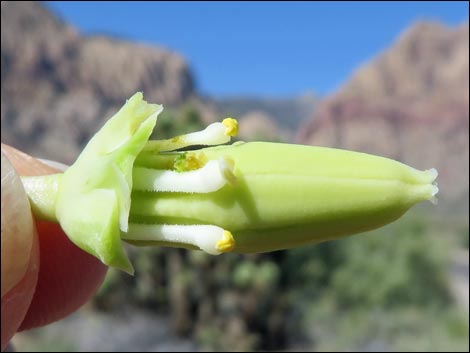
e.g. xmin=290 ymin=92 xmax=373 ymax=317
xmin=22 ymin=93 xmax=438 ymax=274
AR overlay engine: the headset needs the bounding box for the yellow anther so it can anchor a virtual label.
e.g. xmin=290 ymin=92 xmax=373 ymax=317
xmin=174 ymin=152 xmax=207 ymax=172
xmin=216 ymin=230 xmax=235 ymax=253
xmin=185 ymin=155 xmax=204 ymax=170
xmin=222 ymin=118 xmax=239 ymax=137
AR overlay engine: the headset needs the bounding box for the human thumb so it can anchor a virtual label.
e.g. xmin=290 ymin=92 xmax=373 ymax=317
xmin=1 ymin=151 xmax=40 ymax=350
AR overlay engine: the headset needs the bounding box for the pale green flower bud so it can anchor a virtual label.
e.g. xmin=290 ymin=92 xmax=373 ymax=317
xmin=127 ymin=142 xmax=438 ymax=254
xmin=21 ymin=94 xmax=438 ymax=273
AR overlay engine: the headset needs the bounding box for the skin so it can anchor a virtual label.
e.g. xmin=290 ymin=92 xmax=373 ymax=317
xmin=1 ymin=144 xmax=107 ymax=351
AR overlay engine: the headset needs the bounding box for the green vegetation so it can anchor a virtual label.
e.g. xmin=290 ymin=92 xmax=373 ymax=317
xmin=291 ymin=214 xmax=468 ymax=351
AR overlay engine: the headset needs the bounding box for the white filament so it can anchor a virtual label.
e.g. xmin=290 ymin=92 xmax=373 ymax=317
xmin=123 ymin=223 xmax=226 ymax=255
xmin=180 ymin=122 xmax=230 ymax=146
xmin=144 ymin=122 xmax=231 ymax=152
xmin=133 ymin=158 xmax=236 ymax=193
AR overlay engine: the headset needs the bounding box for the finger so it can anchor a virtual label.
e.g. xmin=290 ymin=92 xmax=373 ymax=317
xmin=1 ymin=151 xmax=36 ymax=297
xmin=0 ymin=144 xmax=108 ymax=331
xmin=19 ymin=220 xmax=108 ymax=330
xmin=1 ymin=152 xmax=39 ymax=351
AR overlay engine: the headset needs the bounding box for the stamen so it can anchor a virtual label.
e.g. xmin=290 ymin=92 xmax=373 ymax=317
xmin=133 ymin=158 xmax=236 ymax=193
xmin=216 ymin=230 xmax=235 ymax=252
xmin=144 ymin=119 xmax=239 ymax=152
xmin=123 ymin=223 xmax=235 ymax=255
xmin=222 ymin=117 xmax=238 ymax=137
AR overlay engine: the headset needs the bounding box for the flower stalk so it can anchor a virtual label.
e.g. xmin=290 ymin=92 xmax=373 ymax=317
xmin=21 ymin=93 xmax=438 ymax=274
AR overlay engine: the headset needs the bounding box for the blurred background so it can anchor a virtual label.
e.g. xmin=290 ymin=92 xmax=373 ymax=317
xmin=1 ymin=1 xmax=468 ymax=351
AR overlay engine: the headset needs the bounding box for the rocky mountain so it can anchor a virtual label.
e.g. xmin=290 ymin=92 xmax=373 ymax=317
xmin=297 ymin=21 xmax=469 ymax=206
xmin=1 ymin=1 xmax=197 ymax=163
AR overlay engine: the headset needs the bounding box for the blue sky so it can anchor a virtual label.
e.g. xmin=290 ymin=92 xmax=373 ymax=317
xmin=46 ymin=1 xmax=468 ymax=98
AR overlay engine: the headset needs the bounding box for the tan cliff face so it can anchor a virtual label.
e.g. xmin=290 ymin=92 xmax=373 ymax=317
xmin=297 ymin=21 xmax=469 ymax=205
xmin=1 ymin=1 xmax=195 ymax=163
